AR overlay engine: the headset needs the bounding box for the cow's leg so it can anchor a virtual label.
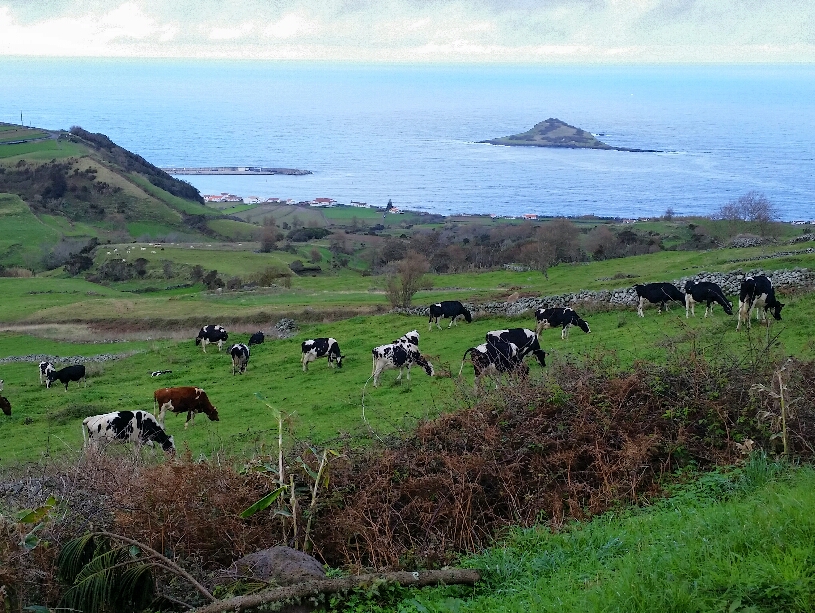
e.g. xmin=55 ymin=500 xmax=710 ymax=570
xmin=448 ymin=315 xmax=456 ymax=328
xmin=535 ymin=320 xmax=543 ymax=336
xmin=185 ymin=411 xmax=194 ymax=429
xmin=637 ymin=297 xmax=645 ymax=317
xmin=372 ymin=363 xmax=383 ymax=387
xmin=217 ymin=339 xmax=223 ymax=352
xmin=201 ymin=339 xmax=208 ymax=353
xmin=436 ymin=318 xmax=442 ymax=331
xmin=561 ymin=326 xmax=567 ymax=340
xmin=302 ymin=353 xmax=309 ymax=372
xmin=395 ymin=367 xmax=403 ymax=382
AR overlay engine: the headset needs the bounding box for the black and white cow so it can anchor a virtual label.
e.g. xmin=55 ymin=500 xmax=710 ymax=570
xmin=151 ymin=370 xmax=173 ymax=377
xmin=248 ymin=331 xmax=265 ymax=346
xmin=371 ymin=340 xmax=434 ymax=387
xmin=46 ymin=364 xmax=86 ymax=390
xmin=386 ymin=330 xmax=419 ymax=350
xmin=301 ymin=338 xmax=344 ymax=371
xmin=460 ymin=341 xmax=529 ymax=389
xmin=195 ymin=324 xmax=228 ymax=353
xmin=485 ymin=328 xmax=547 ymax=366
xmin=684 ymin=281 xmax=733 ymax=318
xmin=39 ymin=361 xmax=55 ymax=385
xmin=230 ymin=343 xmax=250 ymax=375
xmin=428 ymin=301 xmax=472 ymax=330
xmin=535 ymin=307 xmax=591 ymax=339
xmin=634 ymin=283 xmax=685 ymax=317
xmin=737 ymin=275 xmax=784 ymax=330
xmin=82 ymin=410 xmax=175 ymax=455
xmin=0 ymin=395 xmax=10 ymax=416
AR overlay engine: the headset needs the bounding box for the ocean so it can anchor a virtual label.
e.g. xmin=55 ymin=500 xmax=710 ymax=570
xmin=1 ymin=59 xmax=814 ymax=220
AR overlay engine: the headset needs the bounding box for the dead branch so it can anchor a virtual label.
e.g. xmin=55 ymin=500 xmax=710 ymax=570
xmin=191 ymin=569 xmax=480 ymax=613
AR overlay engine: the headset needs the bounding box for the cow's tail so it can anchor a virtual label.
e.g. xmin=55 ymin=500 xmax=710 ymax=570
xmin=459 ymin=347 xmax=475 ymax=376
xmin=81 ymin=417 xmax=88 ymax=449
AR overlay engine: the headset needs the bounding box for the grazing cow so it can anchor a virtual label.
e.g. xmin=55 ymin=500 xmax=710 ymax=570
xmin=301 ymin=338 xmax=344 ymax=372
xmin=248 ymin=331 xmax=265 ymax=346
xmin=0 ymin=379 xmax=3 ymax=392
xmin=371 ymin=341 xmax=434 ymax=387
xmin=46 ymin=365 xmax=86 ymax=390
xmin=737 ymin=275 xmax=784 ymax=330
xmin=485 ymin=328 xmax=547 ymax=366
xmin=428 ymin=301 xmax=473 ymax=330
xmin=0 ymin=395 xmax=10 ymax=416
xmin=535 ymin=307 xmax=591 ymax=339
xmin=39 ymin=361 xmax=55 ymax=385
xmin=154 ymin=386 xmax=219 ymax=429
xmin=82 ymin=410 xmax=175 ymax=455
xmin=684 ymin=281 xmax=733 ymax=318
xmin=634 ymin=283 xmax=685 ymax=317
xmin=195 ymin=324 xmax=228 ymax=353
xmin=151 ymin=370 xmax=173 ymax=377
xmin=460 ymin=341 xmax=529 ymax=389
xmin=230 ymin=343 xmax=250 ymax=375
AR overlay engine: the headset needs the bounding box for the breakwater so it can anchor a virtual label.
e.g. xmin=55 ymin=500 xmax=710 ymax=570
xmin=163 ymin=166 xmax=311 ymax=176
xmin=392 ymin=267 xmax=815 ymax=318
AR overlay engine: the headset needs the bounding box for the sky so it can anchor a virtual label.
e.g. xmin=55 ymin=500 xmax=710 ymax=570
xmin=0 ymin=0 xmax=813 ymax=63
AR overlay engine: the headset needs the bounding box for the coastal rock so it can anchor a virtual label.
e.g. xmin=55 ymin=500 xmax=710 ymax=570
xmin=481 ymin=118 xmax=660 ymax=152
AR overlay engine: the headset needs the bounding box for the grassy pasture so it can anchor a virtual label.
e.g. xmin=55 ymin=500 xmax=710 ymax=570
xmin=0 ymin=138 xmax=82 ymax=160
xmin=0 ymin=194 xmax=62 ymax=267
xmin=0 ymin=125 xmax=51 ymax=143
xmin=2 ymin=290 xmax=815 ymax=466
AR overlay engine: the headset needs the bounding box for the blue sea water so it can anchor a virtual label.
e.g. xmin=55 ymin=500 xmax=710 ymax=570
xmin=1 ymin=59 xmax=814 ymax=220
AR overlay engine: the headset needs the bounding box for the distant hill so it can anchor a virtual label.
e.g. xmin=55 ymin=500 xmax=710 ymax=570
xmin=481 ymin=118 xmax=659 ymax=152
xmin=0 ymin=122 xmax=261 ymax=270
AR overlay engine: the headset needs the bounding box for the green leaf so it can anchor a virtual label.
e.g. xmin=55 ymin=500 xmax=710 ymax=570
xmin=128 ymin=545 xmax=141 ymax=558
xmin=239 ymin=486 xmax=286 ymax=518
xmin=23 ymin=531 xmax=41 ymax=551
xmin=17 ymin=497 xmax=56 ymax=524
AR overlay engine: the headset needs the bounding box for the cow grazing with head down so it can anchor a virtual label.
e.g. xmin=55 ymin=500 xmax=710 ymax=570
xmin=371 ymin=338 xmax=433 ymax=387
xmin=684 ymin=281 xmax=733 ymax=318
xmin=47 ymin=365 xmax=86 ymax=390
xmin=195 ymin=325 xmax=228 ymax=353
xmin=151 ymin=370 xmax=172 ymax=377
xmin=83 ymin=410 xmax=175 ymax=455
xmin=154 ymin=386 xmax=219 ymax=429
xmin=535 ymin=307 xmax=591 ymax=339
xmin=248 ymin=331 xmax=265 ymax=346
xmin=0 ymin=395 xmax=10 ymax=416
xmin=460 ymin=341 xmax=529 ymax=390
xmin=428 ymin=301 xmax=472 ymax=330
xmin=485 ymin=328 xmax=547 ymax=366
xmin=39 ymin=361 xmax=55 ymax=385
xmin=301 ymin=338 xmax=344 ymax=371
xmin=737 ymin=275 xmax=784 ymax=330
xmin=230 ymin=343 xmax=250 ymax=375
xmin=634 ymin=283 xmax=685 ymax=317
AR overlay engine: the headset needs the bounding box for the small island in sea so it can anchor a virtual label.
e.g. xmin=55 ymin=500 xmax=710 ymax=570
xmin=481 ymin=118 xmax=659 ymax=152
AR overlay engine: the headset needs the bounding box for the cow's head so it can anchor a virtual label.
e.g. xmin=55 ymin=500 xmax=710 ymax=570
xmin=722 ymin=301 xmax=734 ymax=316
xmin=335 ymin=354 xmax=344 ymax=368
xmin=577 ymin=318 xmax=591 ymax=334
xmin=0 ymin=397 xmax=10 ymax=416
xmin=532 ymin=349 xmax=547 ymax=367
xmin=463 ymin=308 xmax=473 ymax=323
xmin=206 ymin=406 xmax=220 ymax=421
xmin=416 ymin=354 xmax=434 ymax=377
xmin=162 ymin=435 xmax=176 ymax=455
xmin=771 ymin=302 xmax=784 ymax=321
xmin=195 ymin=337 xmax=202 ymax=346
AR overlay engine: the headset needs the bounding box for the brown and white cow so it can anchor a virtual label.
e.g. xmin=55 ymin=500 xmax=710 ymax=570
xmin=154 ymin=386 xmax=219 ymax=429
xmin=83 ymin=410 xmax=175 ymax=455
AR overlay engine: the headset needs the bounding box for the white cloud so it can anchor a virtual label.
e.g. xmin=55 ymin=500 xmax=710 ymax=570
xmin=0 ymin=0 xmax=813 ymax=62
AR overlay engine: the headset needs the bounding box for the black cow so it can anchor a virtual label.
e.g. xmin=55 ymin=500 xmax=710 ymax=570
xmin=83 ymin=410 xmax=175 ymax=455
xmin=485 ymin=328 xmax=547 ymax=366
xmin=39 ymin=361 xmax=55 ymax=385
xmin=460 ymin=341 xmax=529 ymax=389
xmin=248 ymin=331 xmax=265 ymax=346
xmin=684 ymin=281 xmax=733 ymax=318
xmin=371 ymin=340 xmax=434 ymax=387
xmin=0 ymin=395 xmax=10 ymax=416
xmin=634 ymin=283 xmax=685 ymax=317
xmin=535 ymin=307 xmax=591 ymax=339
xmin=195 ymin=324 xmax=228 ymax=353
xmin=230 ymin=343 xmax=250 ymax=375
xmin=428 ymin=301 xmax=472 ymax=330
xmin=47 ymin=365 xmax=86 ymax=390
xmin=737 ymin=275 xmax=784 ymax=330
xmin=301 ymin=338 xmax=344 ymax=371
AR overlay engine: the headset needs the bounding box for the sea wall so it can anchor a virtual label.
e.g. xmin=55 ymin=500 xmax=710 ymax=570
xmin=392 ymin=267 xmax=815 ymax=318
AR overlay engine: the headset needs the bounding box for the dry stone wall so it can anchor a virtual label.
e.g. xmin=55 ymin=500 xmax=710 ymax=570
xmin=392 ymin=267 xmax=815 ymax=318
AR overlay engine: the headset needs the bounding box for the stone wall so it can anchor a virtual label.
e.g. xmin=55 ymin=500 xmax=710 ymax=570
xmin=392 ymin=267 xmax=815 ymax=318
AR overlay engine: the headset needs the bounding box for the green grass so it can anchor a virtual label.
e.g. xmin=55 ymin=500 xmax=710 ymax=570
xmin=0 ymin=193 xmax=61 ymax=267
xmin=0 ymin=277 xmax=126 ymax=322
xmin=0 ymin=139 xmax=83 ymax=160
xmin=128 ymin=174 xmax=219 ymax=217
xmin=207 ymin=219 xmax=260 ymax=241
xmin=393 ymin=458 xmax=815 ymax=613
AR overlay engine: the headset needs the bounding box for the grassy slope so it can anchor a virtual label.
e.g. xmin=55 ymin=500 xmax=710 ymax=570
xmin=399 ymin=460 xmax=815 ymax=613
xmin=0 ymin=194 xmax=62 ymax=268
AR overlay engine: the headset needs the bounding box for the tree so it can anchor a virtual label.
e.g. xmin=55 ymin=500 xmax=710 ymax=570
xmin=309 ymin=248 xmax=323 ymax=264
xmin=663 ymin=207 xmax=676 ymax=220
xmin=715 ymin=191 xmax=778 ymax=237
xmin=385 ymin=251 xmax=432 ymax=308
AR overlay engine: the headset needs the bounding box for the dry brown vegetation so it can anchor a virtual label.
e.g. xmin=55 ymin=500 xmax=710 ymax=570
xmin=3 ymin=341 xmax=815 ymax=609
